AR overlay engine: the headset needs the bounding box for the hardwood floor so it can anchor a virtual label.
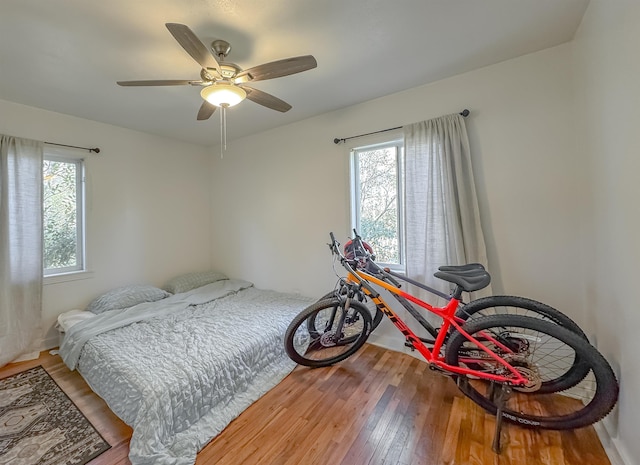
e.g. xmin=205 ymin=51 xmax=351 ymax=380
xmin=1 ymin=344 xmax=611 ymax=465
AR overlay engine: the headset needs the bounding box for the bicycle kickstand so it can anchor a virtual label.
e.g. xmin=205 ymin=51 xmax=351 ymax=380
xmin=491 ymin=384 xmax=512 ymax=454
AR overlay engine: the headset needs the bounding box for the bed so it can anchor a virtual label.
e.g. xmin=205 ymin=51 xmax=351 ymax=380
xmin=58 ymin=274 xmax=314 ymax=465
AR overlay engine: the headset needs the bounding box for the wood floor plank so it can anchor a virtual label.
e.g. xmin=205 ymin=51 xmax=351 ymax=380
xmin=0 ymin=345 xmax=612 ymax=465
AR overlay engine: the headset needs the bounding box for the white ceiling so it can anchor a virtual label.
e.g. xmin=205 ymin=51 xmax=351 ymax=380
xmin=0 ymin=0 xmax=589 ymax=146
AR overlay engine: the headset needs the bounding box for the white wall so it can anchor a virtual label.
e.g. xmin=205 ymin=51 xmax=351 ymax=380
xmin=572 ymin=1 xmax=640 ymax=464
xmin=0 ymin=99 xmax=214 ymax=348
xmin=210 ymin=42 xmax=585 ymax=322
xmin=210 ymin=28 xmax=640 ymax=461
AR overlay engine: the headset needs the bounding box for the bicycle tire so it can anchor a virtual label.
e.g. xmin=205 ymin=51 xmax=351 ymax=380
xmin=444 ymin=314 xmax=618 ymax=430
xmin=285 ymin=299 xmax=372 ymax=368
xmin=455 ymin=295 xmax=587 ymax=339
xmin=316 ymin=290 xmax=384 ymax=332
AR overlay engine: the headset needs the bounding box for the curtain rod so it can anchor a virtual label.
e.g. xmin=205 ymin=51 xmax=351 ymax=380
xmin=45 ymin=141 xmax=101 ymax=153
xmin=333 ymin=109 xmax=470 ymax=145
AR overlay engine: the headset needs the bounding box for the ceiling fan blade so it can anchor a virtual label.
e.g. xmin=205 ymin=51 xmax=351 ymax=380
xmin=197 ymin=101 xmax=217 ymax=120
xmin=242 ymin=86 xmax=292 ymax=112
xmin=117 ymin=80 xmax=197 ymax=86
xmin=165 ymin=23 xmax=220 ymax=71
xmin=234 ymin=55 xmax=317 ymax=83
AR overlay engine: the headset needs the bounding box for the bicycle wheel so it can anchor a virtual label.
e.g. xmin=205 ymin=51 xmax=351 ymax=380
xmin=316 ymin=290 xmax=383 ymax=332
xmin=453 ymin=296 xmax=589 ymax=388
xmin=285 ymin=299 xmax=372 ymax=368
xmin=444 ymin=315 xmax=618 ymax=430
xmin=455 ymin=295 xmax=587 ymax=339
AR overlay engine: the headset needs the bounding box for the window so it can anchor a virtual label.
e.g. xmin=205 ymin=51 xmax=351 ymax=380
xmin=350 ymin=140 xmax=405 ymax=270
xmin=43 ymin=153 xmax=85 ymax=276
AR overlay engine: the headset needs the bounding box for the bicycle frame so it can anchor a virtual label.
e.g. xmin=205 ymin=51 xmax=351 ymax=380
xmin=337 ymin=243 xmax=528 ymax=386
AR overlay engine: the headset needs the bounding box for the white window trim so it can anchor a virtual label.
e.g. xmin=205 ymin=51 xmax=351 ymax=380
xmin=349 ymin=137 xmax=406 ymax=273
xmin=44 ymin=270 xmax=94 ymax=285
xmin=43 ymin=150 xmax=87 ymax=278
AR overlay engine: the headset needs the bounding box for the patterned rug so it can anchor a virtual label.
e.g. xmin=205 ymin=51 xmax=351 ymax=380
xmin=0 ymin=365 xmax=110 ymax=465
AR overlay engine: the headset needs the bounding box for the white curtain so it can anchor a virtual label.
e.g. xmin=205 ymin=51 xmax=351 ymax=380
xmin=0 ymin=135 xmax=43 ymax=366
xmin=403 ymin=113 xmax=490 ymax=309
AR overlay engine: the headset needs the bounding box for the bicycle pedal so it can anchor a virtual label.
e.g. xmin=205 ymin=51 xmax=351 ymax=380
xmin=404 ymin=341 xmax=416 ymax=351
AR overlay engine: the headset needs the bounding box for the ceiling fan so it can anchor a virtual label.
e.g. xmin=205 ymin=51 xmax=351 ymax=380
xmin=117 ymin=23 xmax=317 ymax=121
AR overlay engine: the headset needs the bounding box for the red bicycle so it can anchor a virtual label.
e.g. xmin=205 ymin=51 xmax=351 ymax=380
xmin=285 ymin=231 xmax=618 ymax=432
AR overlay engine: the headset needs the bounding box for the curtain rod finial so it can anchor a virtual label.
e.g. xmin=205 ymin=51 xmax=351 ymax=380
xmin=460 ymin=109 xmax=470 ymax=117
xmin=91 ymin=148 xmax=101 ymax=153
xmin=333 ymin=138 xmax=343 ymax=144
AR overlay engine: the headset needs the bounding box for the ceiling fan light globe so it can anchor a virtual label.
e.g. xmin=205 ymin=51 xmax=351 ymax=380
xmin=200 ymin=83 xmax=246 ymax=107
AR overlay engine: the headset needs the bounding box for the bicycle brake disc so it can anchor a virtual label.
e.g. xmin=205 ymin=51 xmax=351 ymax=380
xmin=511 ymin=365 xmax=542 ymax=392
xmin=320 ymin=331 xmax=337 ymax=347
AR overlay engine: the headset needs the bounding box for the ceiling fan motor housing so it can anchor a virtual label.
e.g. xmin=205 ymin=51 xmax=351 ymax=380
xmin=219 ymin=64 xmax=240 ymax=79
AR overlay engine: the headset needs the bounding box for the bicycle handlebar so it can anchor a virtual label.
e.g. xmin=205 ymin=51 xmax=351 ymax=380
xmin=328 ymin=230 xmax=367 ymax=263
xmin=328 ymin=231 xmax=345 ymax=261
xmin=327 ymin=230 xmax=400 ymax=290
xmin=328 ymin=231 xmax=340 ymax=257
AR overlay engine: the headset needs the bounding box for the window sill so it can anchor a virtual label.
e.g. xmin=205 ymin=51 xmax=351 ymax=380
xmin=44 ymin=270 xmax=94 ymax=286
xmin=377 ymin=264 xmax=406 ymax=275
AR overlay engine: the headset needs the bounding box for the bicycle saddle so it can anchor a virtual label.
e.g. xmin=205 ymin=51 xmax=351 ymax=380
xmin=438 ymin=263 xmax=485 ymax=272
xmin=433 ymin=267 xmax=491 ymax=292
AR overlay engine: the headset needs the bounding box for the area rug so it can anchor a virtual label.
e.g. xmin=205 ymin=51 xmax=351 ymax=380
xmin=0 ymin=365 xmax=110 ymax=465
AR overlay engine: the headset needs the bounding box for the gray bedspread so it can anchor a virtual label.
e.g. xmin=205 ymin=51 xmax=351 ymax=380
xmin=59 ymin=280 xmax=313 ymax=465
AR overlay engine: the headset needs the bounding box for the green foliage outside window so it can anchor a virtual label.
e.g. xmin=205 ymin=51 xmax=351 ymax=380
xmin=43 ymin=159 xmax=78 ymax=270
xmin=356 ymin=147 xmax=400 ymax=264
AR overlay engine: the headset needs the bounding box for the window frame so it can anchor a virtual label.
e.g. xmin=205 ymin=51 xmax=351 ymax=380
xmin=349 ymin=138 xmax=406 ymax=272
xmin=43 ymin=150 xmax=86 ymax=277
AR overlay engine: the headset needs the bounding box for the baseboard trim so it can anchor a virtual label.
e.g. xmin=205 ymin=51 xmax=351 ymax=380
xmin=594 ymin=423 xmax=635 ymax=465
xmin=368 ymin=334 xmax=409 ymax=355
xmin=41 ymin=334 xmax=61 ymax=351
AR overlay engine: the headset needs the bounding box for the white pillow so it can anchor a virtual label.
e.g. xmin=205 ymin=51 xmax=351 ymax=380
xmin=85 ymin=285 xmax=171 ymax=314
xmin=56 ymin=309 xmax=97 ymax=332
xmin=163 ymin=271 xmax=228 ymax=294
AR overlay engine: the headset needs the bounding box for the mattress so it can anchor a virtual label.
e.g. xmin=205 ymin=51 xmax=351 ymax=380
xmin=60 ymin=280 xmax=313 ymax=465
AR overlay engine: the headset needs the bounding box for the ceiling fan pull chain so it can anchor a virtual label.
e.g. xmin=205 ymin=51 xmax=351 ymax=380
xmin=219 ymin=105 xmax=225 ymax=159
xmin=223 ymin=105 xmax=227 ymax=151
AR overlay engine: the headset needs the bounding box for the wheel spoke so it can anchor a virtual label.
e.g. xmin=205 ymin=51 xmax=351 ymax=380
xmin=285 ymin=298 xmax=371 ymax=367
xmin=446 ymin=314 xmax=618 ymax=430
